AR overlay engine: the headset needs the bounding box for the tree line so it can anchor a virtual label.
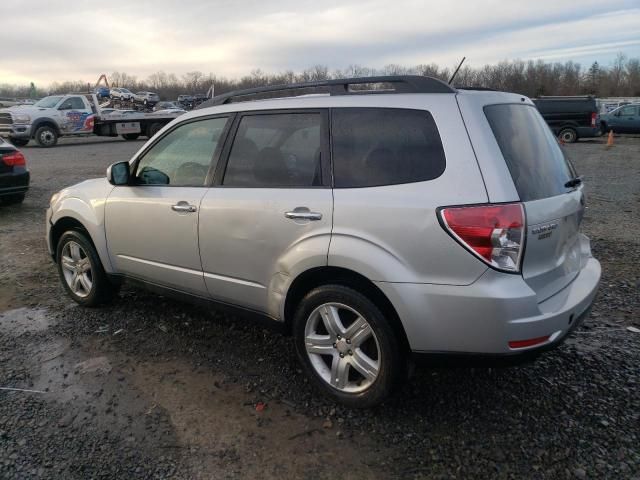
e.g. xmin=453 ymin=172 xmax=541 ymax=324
xmin=2 ymin=55 xmax=638 ymax=101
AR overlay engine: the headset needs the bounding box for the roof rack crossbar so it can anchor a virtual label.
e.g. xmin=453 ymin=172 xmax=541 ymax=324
xmin=200 ymin=75 xmax=456 ymax=108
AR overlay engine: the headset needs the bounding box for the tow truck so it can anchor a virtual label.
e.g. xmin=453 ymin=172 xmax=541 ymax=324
xmin=0 ymin=93 xmax=183 ymax=147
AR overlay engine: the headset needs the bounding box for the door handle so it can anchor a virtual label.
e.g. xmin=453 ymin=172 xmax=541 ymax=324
xmin=171 ymin=201 xmax=197 ymax=213
xmin=285 ymin=210 xmax=322 ymax=221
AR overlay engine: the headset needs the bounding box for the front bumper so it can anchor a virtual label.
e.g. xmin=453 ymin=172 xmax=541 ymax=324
xmin=0 ymin=124 xmax=32 ymax=139
xmin=376 ymin=256 xmax=601 ymax=355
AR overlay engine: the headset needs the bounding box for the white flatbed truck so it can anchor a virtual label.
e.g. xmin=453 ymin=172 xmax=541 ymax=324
xmin=0 ymin=93 xmax=183 ymax=147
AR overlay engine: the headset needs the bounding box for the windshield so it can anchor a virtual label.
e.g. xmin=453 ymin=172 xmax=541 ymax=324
xmin=34 ymin=96 xmax=64 ymax=108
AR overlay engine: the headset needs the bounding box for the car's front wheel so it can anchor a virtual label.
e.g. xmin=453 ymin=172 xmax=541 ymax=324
xmin=56 ymin=230 xmax=116 ymax=306
xmin=35 ymin=126 xmax=58 ymax=147
xmin=293 ymin=284 xmax=404 ymax=408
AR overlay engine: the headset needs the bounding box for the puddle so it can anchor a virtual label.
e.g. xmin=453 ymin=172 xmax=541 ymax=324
xmin=131 ymin=361 xmax=380 ymax=479
xmin=0 ymin=307 xmax=53 ymax=336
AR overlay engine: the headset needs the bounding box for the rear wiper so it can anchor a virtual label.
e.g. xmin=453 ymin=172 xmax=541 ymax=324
xmin=564 ymin=176 xmax=583 ymax=188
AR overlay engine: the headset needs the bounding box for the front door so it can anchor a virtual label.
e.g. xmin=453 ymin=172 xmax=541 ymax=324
xmin=58 ymin=96 xmax=94 ymax=134
xmin=611 ymin=105 xmax=638 ymax=133
xmin=198 ymin=110 xmax=333 ymax=316
xmin=105 ymin=116 xmax=230 ymax=295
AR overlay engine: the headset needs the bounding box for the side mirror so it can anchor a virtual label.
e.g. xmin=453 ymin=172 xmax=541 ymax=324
xmin=107 ymin=161 xmax=131 ymax=185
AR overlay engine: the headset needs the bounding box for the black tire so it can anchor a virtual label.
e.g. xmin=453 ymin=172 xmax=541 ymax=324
xmin=600 ymin=122 xmax=608 ymax=135
xmin=122 ymin=133 xmax=140 ymax=140
xmin=292 ymin=284 xmax=404 ymax=408
xmin=148 ymin=123 xmax=163 ymax=137
xmin=0 ymin=193 xmax=26 ymax=205
xmin=34 ymin=125 xmax=58 ymax=147
xmin=9 ymin=138 xmax=29 ymax=147
xmin=56 ymin=230 xmax=116 ymax=307
xmin=558 ymin=127 xmax=578 ymax=143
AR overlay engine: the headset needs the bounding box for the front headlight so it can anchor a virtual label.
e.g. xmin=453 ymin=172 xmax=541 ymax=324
xmin=13 ymin=113 xmax=30 ymax=124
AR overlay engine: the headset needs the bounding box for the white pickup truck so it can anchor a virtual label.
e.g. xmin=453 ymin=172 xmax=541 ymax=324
xmin=0 ymin=93 xmax=183 ymax=147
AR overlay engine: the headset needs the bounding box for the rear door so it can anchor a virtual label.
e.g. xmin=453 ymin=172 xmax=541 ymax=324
xmin=198 ymin=110 xmax=332 ymax=316
xmin=483 ymin=103 xmax=584 ymax=301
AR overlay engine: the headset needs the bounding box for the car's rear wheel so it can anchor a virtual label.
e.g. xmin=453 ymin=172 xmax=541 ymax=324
xmin=35 ymin=126 xmax=58 ymax=147
xmin=122 ymin=133 xmax=140 ymax=140
xmin=56 ymin=230 xmax=116 ymax=307
xmin=558 ymin=127 xmax=578 ymax=143
xmin=600 ymin=122 xmax=608 ymax=134
xmin=148 ymin=123 xmax=163 ymax=137
xmin=293 ymin=284 xmax=403 ymax=408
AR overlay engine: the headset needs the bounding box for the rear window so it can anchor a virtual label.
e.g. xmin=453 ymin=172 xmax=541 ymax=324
xmin=332 ymin=108 xmax=446 ymax=188
xmin=485 ymin=104 xmax=573 ymax=201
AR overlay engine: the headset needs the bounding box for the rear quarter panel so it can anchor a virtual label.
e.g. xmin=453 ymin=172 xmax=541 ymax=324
xmin=328 ymin=94 xmax=490 ymax=285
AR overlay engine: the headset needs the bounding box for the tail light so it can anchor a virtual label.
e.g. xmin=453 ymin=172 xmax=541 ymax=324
xmin=591 ymin=112 xmax=597 ymax=128
xmin=1 ymin=151 xmax=26 ymax=167
xmin=439 ymin=203 xmax=525 ymax=273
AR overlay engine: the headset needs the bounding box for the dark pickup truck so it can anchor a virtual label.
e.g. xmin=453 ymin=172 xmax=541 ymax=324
xmin=533 ymin=96 xmax=600 ymax=143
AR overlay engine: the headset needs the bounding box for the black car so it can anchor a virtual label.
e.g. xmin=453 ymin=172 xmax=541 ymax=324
xmin=0 ymin=137 xmax=29 ymax=204
xmin=533 ymin=96 xmax=600 ymax=143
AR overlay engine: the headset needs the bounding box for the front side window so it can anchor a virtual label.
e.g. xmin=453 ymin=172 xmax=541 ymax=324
xmin=60 ymin=97 xmax=85 ymax=110
xmin=223 ymin=113 xmax=323 ymax=187
xmin=619 ymin=106 xmax=636 ymax=116
xmin=332 ymin=108 xmax=446 ymax=188
xmin=135 ymin=117 xmax=228 ymax=186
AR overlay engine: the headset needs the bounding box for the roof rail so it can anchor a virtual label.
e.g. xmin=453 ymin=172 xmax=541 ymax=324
xmin=198 ymin=75 xmax=456 ymax=108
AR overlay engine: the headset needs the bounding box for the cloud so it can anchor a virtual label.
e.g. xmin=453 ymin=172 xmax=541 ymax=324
xmin=0 ymin=0 xmax=638 ymax=85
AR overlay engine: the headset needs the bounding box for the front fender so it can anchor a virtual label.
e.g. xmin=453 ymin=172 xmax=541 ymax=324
xmin=49 ymin=179 xmax=114 ymax=272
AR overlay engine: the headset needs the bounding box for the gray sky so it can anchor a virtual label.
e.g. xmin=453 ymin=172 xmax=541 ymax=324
xmin=1 ymin=0 xmax=639 ymax=86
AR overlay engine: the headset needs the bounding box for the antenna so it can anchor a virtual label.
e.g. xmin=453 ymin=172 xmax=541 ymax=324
xmin=448 ymin=57 xmax=466 ymax=85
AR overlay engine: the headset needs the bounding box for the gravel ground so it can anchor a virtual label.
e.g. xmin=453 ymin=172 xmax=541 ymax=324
xmin=0 ymin=135 xmax=638 ymax=479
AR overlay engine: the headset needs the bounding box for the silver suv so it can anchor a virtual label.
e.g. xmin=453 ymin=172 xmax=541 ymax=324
xmin=46 ymin=76 xmax=601 ymax=407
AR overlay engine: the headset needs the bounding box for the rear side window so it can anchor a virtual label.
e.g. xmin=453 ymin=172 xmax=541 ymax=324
xmin=332 ymin=108 xmax=446 ymax=188
xmin=223 ymin=113 xmax=323 ymax=187
xmin=485 ymin=104 xmax=573 ymax=201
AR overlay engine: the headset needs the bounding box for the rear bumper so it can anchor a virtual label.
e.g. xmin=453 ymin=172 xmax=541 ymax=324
xmin=575 ymin=126 xmax=601 ymax=138
xmin=0 ymin=171 xmax=30 ymax=196
xmin=375 ymin=255 xmax=601 ymax=355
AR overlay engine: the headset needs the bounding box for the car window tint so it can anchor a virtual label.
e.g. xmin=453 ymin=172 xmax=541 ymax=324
xmin=620 ymin=106 xmax=636 ymax=116
xmin=135 ymin=117 xmax=228 ymax=187
xmin=485 ymin=104 xmax=573 ymax=201
xmin=332 ymin=108 xmax=446 ymax=188
xmin=223 ymin=113 xmax=322 ymax=187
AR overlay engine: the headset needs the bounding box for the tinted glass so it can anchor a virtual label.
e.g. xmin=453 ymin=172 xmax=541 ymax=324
xmin=223 ymin=113 xmax=323 ymax=187
xmin=485 ymin=104 xmax=573 ymax=201
xmin=619 ymin=106 xmax=636 ymax=116
xmin=332 ymin=108 xmax=446 ymax=188
xmin=136 ymin=117 xmax=228 ymax=186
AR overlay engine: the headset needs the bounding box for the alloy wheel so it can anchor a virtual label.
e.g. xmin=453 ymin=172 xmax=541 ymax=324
xmin=304 ymin=302 xmax=381 ymax=393
xmin=60 ymin=241 xmax=93 ymax=298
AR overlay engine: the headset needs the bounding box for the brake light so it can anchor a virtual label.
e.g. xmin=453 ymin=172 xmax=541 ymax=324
xmin=1 ymin=151 xmax=26 ymax=167
xmin=439 ymin=203 xmax=525 ymax=273
xmin=591 ymin=112 xmax=597 ymax=128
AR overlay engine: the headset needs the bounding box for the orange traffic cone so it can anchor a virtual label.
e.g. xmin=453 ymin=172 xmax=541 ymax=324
xmin=606 ymin=130 xmax=614 ymax=148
